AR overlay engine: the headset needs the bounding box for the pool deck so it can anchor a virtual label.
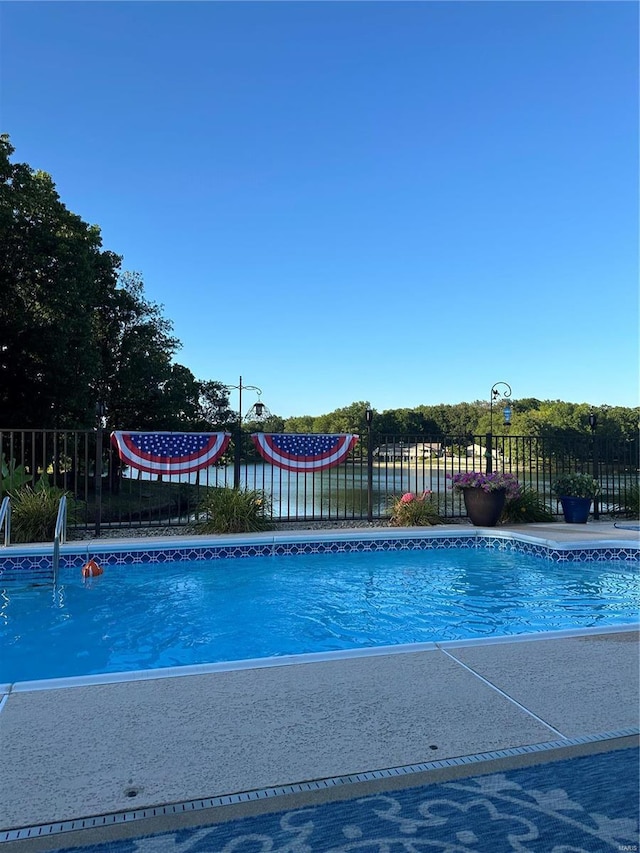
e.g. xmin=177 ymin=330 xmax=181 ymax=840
xmin=1 ymin=521 xmax=638 ymax=849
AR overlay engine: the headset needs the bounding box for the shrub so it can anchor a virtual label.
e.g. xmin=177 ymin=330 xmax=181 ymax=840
xmin=389 ymin=491 xmax=444 ymax=526
xmin=197 ymin=487 xmax=274 ymax=534
xmin=501 ymin=487 xmax=555 ymax=523
xmin=1 ymin=456 xmax=31 ymax=497
xmin=611 ymin=482 xmax=640 ymax=519
xmin=551 ymin=472 xmax=600 ymax=499
xmin=10 ymin=478 xmax=75 ymax=543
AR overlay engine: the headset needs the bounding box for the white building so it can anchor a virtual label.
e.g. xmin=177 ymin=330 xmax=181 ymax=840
xmin=374 ymin=442 xmax=443 ymax=462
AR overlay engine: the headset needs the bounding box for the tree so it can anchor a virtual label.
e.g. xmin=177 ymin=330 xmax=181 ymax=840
xmin=99 ymin=271 xmax=185 ymax=429
xmin=0 ymin=134 xmax=121 ymax=427
xmin=283 ymin=414 xmax=315 ymax=433
xmin=309 ymin=401 xmax=372 ymax=435
xmin=0 ymin=136 xmax=201 ymax=430
xmin=420 ymin=403 xmax=481 ymax=438
xmin=196 ymin=381 xmax=236 ymax=429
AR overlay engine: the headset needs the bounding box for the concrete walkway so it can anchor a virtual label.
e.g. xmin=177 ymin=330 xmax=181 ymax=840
xmin=1 ymin=522 xmax=638 ymax=848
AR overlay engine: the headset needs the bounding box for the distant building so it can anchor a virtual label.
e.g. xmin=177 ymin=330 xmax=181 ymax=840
xmin=374 ymin=442 xmax=443 ymax=462
xmin=411 ymin=442 xmax=444 ymax=459
xmin=373 ymin=443 xmax=409 ymax=462
xmin=466 ymin=443 xmax=501 ymax=460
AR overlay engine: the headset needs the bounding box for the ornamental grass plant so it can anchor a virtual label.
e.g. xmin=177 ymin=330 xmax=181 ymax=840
xmin=500 ymin=486 xmax=555 ymax=523
xmin=198 ymin=486 xmax=274 ymax=534
xmin=10 ymin=478 xmax=77 ymax=543
xmin=389 ymin=490 xmax=444 ymax=526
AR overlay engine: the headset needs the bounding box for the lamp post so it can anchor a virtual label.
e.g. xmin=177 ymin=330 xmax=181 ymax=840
xmin=589 ymin=411 xmax=599 ymax=520
xmin=224 ymin=377 xmax=265 ymax=488
xmin=365 ymin=408 xmax=374 ymax=522
xmin=487 ymin=382 xmax=512 ymax=474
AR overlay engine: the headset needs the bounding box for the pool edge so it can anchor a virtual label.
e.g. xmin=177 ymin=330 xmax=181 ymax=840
xmin=4 ymin=622 xmax=639 ymax=696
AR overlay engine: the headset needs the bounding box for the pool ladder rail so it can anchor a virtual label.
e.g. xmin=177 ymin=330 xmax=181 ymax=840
xmin=1 ymin=494 xmax=67 ymax=580
xmin=0 ymin=495 xmax=10 ymax=546
xmin=52 ymin=495 xmax=67 ymax=584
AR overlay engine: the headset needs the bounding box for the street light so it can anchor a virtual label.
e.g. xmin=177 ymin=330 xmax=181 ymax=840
xmin=224 ymin=377 xmax=268 ymax=487
xmin=487 ymin=382 xmax=512 ymax=474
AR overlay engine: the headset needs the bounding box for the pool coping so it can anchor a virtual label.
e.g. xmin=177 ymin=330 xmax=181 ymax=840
xmin=1 ymin=525 xmax=638 ymax=578
xmin=2 ymin=623 xmax=638 ymax=696
xmin=3 ymin=524 xmax=640 ymax=555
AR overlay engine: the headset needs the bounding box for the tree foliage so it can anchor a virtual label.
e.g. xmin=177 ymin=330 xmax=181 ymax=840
xmin=100 ymin=270 xmax=189 ymax=429
xmin=284 ymin=400 xmax=639 ymax=442
xmin=0 ymin=135 xmax=196 ymax=430
xmin=0 ymin=134 xmax=121 ymax=426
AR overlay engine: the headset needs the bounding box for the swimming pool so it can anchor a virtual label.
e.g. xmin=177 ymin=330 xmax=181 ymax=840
xmin=1 ymin=531 xmax=638 ymax=684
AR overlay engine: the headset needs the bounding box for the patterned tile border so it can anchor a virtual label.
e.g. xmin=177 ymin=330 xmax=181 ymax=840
xmin=0 ymin=531 xmax=638 ymax=581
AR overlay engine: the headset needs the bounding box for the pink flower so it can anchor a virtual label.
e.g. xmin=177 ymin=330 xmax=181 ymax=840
xmin=400 ymin=492 xmax=415 ymax=503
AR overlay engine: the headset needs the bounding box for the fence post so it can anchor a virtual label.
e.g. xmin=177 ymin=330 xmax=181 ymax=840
xmin=485 ymin=432 xmax=493 ymax=474
xmin=233 ymin=427 xmax=242 ymax=489
xmin=94 ymin=403 xmax=106 ymax=537
xmin=592 ymin=434 xmax=600 ymax=520
xmin=366 ymin=409 xmax=374 ymax=522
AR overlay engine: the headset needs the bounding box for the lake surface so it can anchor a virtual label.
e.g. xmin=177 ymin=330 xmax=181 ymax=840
xmin=124 ymin=462 xmax=466 ymax=518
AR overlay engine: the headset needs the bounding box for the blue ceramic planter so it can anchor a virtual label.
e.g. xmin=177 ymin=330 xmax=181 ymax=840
xmin=559 ymin=496 xmax=592 ymax=524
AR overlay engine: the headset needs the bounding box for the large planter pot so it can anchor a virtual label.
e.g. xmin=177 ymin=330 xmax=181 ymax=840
xmin=462 ymin=487 xmax=506 ymax=527
xmin=559 ymin=496 xmax=592 ymax=524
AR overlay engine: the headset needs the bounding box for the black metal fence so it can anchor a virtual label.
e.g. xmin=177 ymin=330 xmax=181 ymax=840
xmin=1 ymin=428 xmax=638 ymax=535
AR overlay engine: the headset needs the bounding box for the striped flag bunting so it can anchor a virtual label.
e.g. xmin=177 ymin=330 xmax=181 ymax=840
xmin=110 ymin=431 xmax=231 ymax=474
xmin=251 ymin=433 xmax=358 ymax=472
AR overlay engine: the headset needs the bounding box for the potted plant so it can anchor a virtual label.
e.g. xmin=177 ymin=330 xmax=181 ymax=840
xmin=551 ymin=472 xmax=600 ymax=524
xmin=449 ymin=471 xmax=521 ymax=527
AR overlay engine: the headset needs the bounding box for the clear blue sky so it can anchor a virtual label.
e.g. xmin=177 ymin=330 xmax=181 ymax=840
xmin=1 ymin=1 xmax=638 ymax=418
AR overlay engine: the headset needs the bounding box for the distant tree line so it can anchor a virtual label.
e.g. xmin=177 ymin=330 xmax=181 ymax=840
xmin=284 ymin=400 xmax=639 ymax=443
xmin=1 ymin=135 xmax=638 ymax=443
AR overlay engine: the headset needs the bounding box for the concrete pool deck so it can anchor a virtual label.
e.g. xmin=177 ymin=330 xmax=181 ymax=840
xmin=1 ymin=521 xmax=638 ymax=849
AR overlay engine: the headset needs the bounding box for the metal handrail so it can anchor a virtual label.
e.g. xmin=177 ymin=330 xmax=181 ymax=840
xmin=52 ymin=495 xmax=67 ymax=583
xmin=0 ymin=496 xmax=10 ymax=546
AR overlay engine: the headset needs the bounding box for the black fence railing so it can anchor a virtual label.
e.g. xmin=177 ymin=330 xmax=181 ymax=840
xmin=1 ymin=429 xmax=638 ymax=536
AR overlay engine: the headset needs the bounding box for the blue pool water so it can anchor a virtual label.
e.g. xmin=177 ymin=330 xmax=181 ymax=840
xmin=1 ymin=548 xmax=638 ymax=683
